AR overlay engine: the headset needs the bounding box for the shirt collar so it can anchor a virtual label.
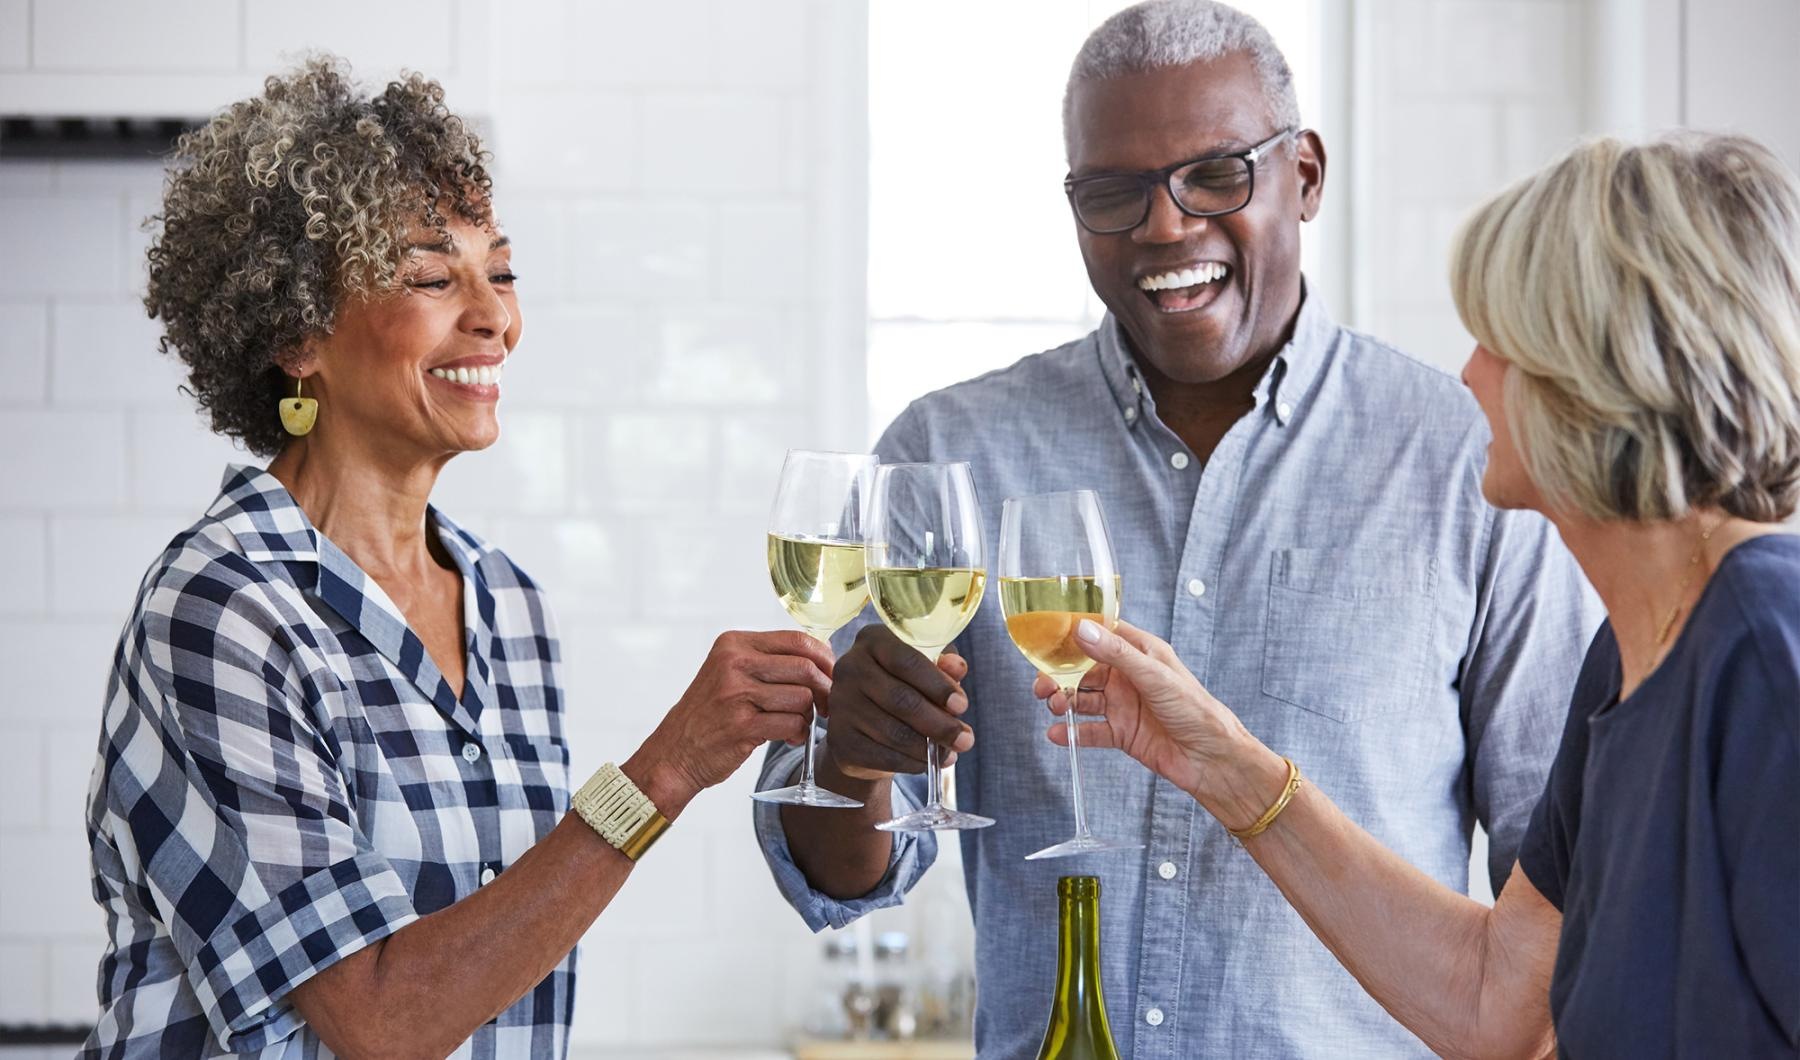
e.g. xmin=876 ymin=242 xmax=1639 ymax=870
xmin=210 ymin=464 xmax=320 ymax=562
xmin=208 ymin=463 xmax=498 ymax=737
xmin=1095 ymin=278 xmax=1337 ymax=429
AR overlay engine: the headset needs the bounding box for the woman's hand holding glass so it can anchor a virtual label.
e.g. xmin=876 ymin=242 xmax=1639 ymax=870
xmin=637 ymin=630 xmax=837 ymax=814
xmin=1035 ymin=618 xmax=1287 ymax=831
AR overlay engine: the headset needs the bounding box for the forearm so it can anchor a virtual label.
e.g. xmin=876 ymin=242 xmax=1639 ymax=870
xmin=779 ymin=741 xmax=898 ymax=899
xmin=294 ymin=752 xmax=695 ymax=1057
xmin=1206 ymin=738 xmax=1555 ymax=1059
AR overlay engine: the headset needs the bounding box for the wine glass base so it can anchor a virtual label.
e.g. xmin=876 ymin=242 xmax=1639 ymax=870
xmin=751 ymin=783 xmax=864 ymax=809
xmin=1024 ymin=835 xmax=1144 ymax=860
xmin=875 ymin=807 xmax=995 ymax=832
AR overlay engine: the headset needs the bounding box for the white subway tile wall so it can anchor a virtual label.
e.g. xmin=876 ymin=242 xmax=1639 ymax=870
xmin=1361 ymin=0 xmax=1588 ymax=374
xmin=0 ymin=0 xmax=876 ymax=1048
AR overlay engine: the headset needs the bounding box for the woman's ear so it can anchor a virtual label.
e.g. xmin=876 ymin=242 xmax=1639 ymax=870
xmin=276 ymin=341 xmax=320 ymax=380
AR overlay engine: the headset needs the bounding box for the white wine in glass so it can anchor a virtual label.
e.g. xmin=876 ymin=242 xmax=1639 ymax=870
xmin=866 ymin=461 xmax=994 ymax=832
xmin=998 ymin=489 xmax=1142 ymax=860
xmin=999 ymin=574 xmax=1120 ymax=679
xmin=769 ymin=535 xmax=870 ymax=635
xmin=753 ymin=450 xmax=877 ymax=809
xmin=866 ymin=567 xmax=987 ymax=650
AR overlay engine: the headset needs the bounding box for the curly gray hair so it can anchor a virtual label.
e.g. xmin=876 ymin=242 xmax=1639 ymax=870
xmin=143 ymin=55 xmax=494 ymax=457
xmin=1063 ymin=0 xmax=1301 ymax=158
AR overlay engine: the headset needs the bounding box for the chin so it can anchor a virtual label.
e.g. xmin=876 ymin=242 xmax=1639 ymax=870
xmin=1123 ymin=312 xmax=1253 ymax=384
xmin=445 ymin=417 xmax=503 ymax=454
xmin=1479 ymin=467 xmax=1540 ymax=513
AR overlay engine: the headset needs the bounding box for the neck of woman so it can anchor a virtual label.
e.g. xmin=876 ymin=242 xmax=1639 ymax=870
xmin=265 ymin=433 xmax=455 ymax=580
xmin=1550 ymin=507 xmax=1779 ymax=699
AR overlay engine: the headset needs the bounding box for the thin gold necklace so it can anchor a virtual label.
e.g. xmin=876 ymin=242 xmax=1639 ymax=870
xmin=1654 ymin=513 xmax=1731 ymax=650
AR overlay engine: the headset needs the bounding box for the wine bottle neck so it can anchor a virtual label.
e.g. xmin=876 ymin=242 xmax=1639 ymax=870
xmin=1038 ymin=877 xmax=1119 ymax=1060
xmin=1052 ymin=892 xmax=1104 ymax=1014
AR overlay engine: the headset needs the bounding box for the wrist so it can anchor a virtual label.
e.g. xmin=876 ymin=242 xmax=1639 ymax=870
xmin=620 ymin=746 xmax=699 ymax=821
xmin=1193 ymin=728 xmax=1290 ymax=833
xmin=812 ymin=740 xmax=887 ymax=802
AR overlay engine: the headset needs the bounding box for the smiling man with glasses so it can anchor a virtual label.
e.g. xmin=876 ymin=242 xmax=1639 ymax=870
xmin=756 ymin=2 xmax=1600 ymax=1056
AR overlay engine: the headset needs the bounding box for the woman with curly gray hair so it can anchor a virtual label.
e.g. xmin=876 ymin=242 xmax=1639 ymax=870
xmin=85 ymin=58 xmax=827 ymax=1058
xmin=1034 ymin=132 xmax=1800 ymax=1057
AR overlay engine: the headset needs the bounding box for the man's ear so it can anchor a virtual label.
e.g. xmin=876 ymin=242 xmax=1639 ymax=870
xmin=1295 ymin=129 xmax=1327 ymax=223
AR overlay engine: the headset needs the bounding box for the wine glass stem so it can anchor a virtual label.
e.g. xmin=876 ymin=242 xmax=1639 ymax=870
xmin=1061 ymin=679 xmax=1092 ymax=839
xmin=926 ymin=743 xmax=947 ymax=809
xmin=799 ymin=629 xmax=832 ymax=791
xmin=924 ymin=645 xmax=949 ymax=810
xmin=801 ymin=704 xmax=819 ymax=790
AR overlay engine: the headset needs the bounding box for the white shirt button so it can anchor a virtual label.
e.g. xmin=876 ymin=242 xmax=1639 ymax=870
xmin=1157 ymin=861 xmax=1178 ymax=880
xmin=1277 ymin=401 xmax=1294 ymax=423
xmin=479 ymin=865 xmax=496 ymax=886
xmin=1169 ymin=452 xmax=1190 ymax=470
xmin=1124 ymin=406 xmax=1138 ymax=422
xmin=1186 ymin=578 xmax=1206 ymax=598
xmin=462 ymin=741 xmax=482 ymax=763
xmin=1145 ymin=1007 xmax=1165 ymax=1026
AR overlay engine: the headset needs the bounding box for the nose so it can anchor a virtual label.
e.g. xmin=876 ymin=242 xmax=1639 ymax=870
xmin=1132 ymin=184 xmax=1203 ymax=245
xmin=1459 ymin=345 xmax=1483 ymax=391
xmin=461 ymin=274 xmax=511 ymax=339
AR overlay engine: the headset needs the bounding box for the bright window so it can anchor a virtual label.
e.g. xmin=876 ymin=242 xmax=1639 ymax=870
xmin=867 ymin=0 xmax=1322 ymax=437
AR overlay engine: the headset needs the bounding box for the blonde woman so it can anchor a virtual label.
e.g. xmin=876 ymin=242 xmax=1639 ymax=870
xmin=1042 ymin=132 xmax=1800 ymax=1058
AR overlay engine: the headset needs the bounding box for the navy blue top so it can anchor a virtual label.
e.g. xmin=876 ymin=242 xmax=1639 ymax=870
xmin=1520 ymin=533 xmax=1800 ymax=1058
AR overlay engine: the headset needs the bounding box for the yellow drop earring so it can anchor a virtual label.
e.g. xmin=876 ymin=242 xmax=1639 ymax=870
xmin=279 ymin=376 xmax=318 ymax=436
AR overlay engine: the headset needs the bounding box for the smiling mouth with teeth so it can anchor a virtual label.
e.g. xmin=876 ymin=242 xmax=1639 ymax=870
xmin=428 ymin=363 xmax=505 ymax=387
xmin=1136 ymin=262 xmax=1231 ymax=312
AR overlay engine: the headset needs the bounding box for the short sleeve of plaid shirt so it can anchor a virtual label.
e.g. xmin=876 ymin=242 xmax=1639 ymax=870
xmin=84 ymin=467 xmax=573 ymax=1057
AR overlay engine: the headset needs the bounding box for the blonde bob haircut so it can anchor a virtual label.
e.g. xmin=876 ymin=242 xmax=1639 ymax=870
xmin=1451 ymin=132 xmax=1800 ymax=523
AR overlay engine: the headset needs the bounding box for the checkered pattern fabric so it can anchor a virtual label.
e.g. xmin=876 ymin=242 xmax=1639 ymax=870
xmin=82 ymin=466 xmax=573 ymax=1057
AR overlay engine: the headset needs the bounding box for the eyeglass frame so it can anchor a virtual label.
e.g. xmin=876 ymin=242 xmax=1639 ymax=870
xmin=1062 ymin=127 xmax=1300 ymax=235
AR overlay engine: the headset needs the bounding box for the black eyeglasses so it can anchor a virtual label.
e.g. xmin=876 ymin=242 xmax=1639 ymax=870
xmin=1063 ymin=127 xmax=1298 ymax=234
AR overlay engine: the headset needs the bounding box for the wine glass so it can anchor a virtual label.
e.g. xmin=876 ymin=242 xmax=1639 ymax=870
xmin=754 ymin=449 xmax=878 ymax=808
xmin=998 ymin=489 xmax=1141 ymax=859
xmin=865 ymin=462 xmax=994 ymax=832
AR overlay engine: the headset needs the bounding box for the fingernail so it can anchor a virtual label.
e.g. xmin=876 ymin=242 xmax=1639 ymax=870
xmin=954 ymin=728 xmax=974 ymax=752
xmin=948 ymin=693 xmax=968 ymax=714
xmin=1076 ymin=619 xmax=1103 ymax=644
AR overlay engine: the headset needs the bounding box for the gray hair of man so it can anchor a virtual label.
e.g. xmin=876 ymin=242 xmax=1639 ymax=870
xmin=1063 ymin=0 xmax=1302 ymax=161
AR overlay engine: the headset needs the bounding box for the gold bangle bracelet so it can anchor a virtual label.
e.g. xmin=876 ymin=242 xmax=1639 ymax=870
xmin=618 ymin=812 xmax=671 ymax=861
xmin=1228 ymin=756 xmax=1303 ymax=842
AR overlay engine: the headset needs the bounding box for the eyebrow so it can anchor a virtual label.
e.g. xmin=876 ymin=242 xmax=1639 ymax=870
xmin=1070 ymin=138 xmax=1257 ymax=179
xmin=406 ymin=235 xmax=512 ymax=254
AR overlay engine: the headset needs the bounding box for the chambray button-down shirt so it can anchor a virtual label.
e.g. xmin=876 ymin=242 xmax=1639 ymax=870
xmin=756 ymin=291 xmax=1600 ymax=1058
xmin=85 ymin=467 xmax=573 ymax=1057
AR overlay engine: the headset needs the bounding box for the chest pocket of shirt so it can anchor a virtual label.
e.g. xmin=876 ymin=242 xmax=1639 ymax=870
xmin=1261 ymin=547 xmax=1438 ymax=722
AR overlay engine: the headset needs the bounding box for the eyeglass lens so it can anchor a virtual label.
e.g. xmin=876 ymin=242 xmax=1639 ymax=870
xmin=1071 ymin=155 xmax=1253 ymax=232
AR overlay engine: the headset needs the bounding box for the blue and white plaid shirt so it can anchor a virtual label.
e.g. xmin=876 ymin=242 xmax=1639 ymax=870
xmin=84 ymin=466 xmax=573 ymax=1058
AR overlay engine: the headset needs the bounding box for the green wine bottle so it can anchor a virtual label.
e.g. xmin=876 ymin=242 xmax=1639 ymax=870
xmin=1036 ymin=876 xmax=1121 ymax=1060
